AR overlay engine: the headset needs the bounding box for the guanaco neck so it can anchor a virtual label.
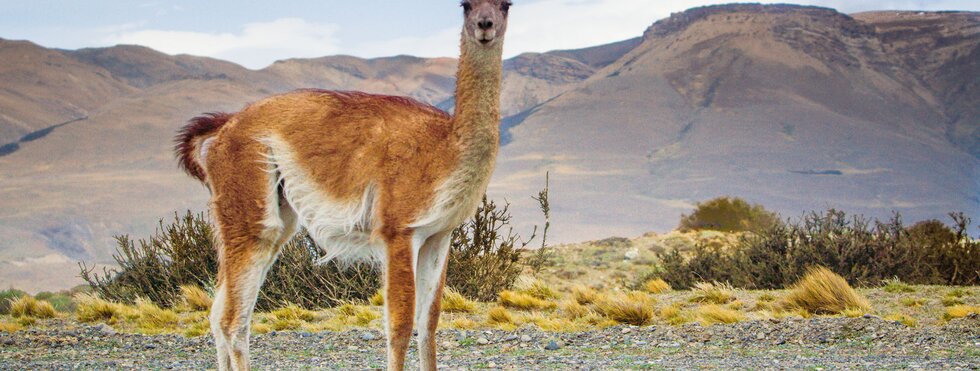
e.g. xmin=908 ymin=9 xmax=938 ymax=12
xmin=451 ymin=38 xmax=503 ymax=165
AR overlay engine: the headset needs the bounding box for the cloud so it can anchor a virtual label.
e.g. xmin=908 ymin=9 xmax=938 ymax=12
xmin=351 ymin=26 xmax=462 ymax=58
xmin=103 ymin=18 xmax=340 ymax=69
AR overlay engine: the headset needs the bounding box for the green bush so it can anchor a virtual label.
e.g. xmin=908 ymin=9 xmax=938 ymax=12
xmin=678 ymin=196 xmax=780 ymax=232
xmin=81 ymin=187 xmax=551 ymax=309
xmin=656 ymin=210 xmax=980 ymax=289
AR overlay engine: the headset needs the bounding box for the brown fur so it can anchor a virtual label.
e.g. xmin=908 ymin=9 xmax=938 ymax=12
xmin=175 ymin=2 xmax=511 ymax=370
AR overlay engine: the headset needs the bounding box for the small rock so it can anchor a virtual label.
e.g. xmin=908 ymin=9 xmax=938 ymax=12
xmin=545 ymin=340 xmax=561 ymax=350
xmin=488 ymin=361 xmax=497 ymax=368
xmin=360 ymin=332 xmax=378 ymax=341
xmin=756 ymin=332 xmax=766 ymax=340
xmin=144 ymin=344 xmax=157 ymax=350
xmin=477 ymin=337 xmax=490 ymax=345
xmin=520 ymin=335 xmax=532 ymax=342
xmin=621 ymin=327 xmax=632 ymax=334
xmin=624 ymin=248 xmax=640 ymax=260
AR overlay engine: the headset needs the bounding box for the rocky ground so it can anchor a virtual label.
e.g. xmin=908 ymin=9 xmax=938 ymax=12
xmin=2 ymin=315 xmax=978 ymax=370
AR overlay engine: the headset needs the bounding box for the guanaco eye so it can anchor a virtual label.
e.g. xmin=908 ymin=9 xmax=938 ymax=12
xmin=461 ymin=2 xmax=472 ymax=13
xmin=501 ymin=1 xmax=512 ymax=12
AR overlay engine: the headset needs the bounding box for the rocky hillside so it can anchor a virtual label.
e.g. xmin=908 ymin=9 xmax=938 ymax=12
xmin=0 ymin=5 xmax=977 ymax=291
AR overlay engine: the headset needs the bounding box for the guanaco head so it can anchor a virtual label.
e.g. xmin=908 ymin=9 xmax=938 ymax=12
xmin=460 ymin=0 xmax=511 ymax=47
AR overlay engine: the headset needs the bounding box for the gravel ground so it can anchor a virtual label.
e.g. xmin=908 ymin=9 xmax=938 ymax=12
xmin=2 ymin=315 xmax=978 ymax=370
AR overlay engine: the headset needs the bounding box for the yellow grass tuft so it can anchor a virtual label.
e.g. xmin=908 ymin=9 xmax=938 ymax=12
xmin=781 ymin=267 xmax=870 ymax=314
xmin=271 ymin=304 xmax=318 ymax=322
xmin=571 ymin=285 xmax=600 ymax=305
xmin=881 ymin=278 xmax=915 ymax=293
xmin=450 ymin=317 xmax=478 ymax=329
xmin=659 ymin=304 xmax=691 ymax=326
xmin=369 ymin=290 xmax=385 ymax=306
xmin=135 ymin=298 xmax=179 ymax=332
xmin=559 ymin=300 xmax=591 ymax=320
xmin=334 ymin=303 xmax=380 ymax=326
xmin=487 ymin=306 xmax=515 ymax=325
xmin=841 ymin=307 xmax=869 ymax=318
xmin=0 ymin=321 xmax=22 ymax=333
xmin=946 ymin=288 xmax=969 ymax=298
xmin=644 ymin=278 xmax=672 ymax=294
xmin=179 ymin=285 xmax=212 ymax=312
xmin=697 ymin=304 xmax=745 ymax=325
xmin=15 ymin=316 xmax=36 ymax=326
xmin=942 ymin=305 xmax=979 ymax=321
xmin=757 ymin=293 xmax=776 ymax=302
xmin=900 ymin=297 xmax=926 ymax=308
xmin=727 ymin=300 xmax=746 ymax=310
xmin=595 ymin=292 xmax=654 ymax=326
xmin=251 ymin=322 xmax=273 ymax=335
xmin=499 ymin=290 xmax=554 ymax=310
xmin=518 ymin=279 xmax=561 ymax=300
xmin=183 ymin=319 xmax=211 ymax=337
xmin=689 ymin=282 xmax=735 ymax=304
xmin=74 ymin=293 xmax=129 ymax=324
xmin=9 ymin=296 xmax=57 ymax=319
xmin=941 ymin=296 xmax=964 ymax=307
xmin=441 ymin=288 xmax=477 ymax=313
xmin=884 ymin=313 xmax=917 ymax=327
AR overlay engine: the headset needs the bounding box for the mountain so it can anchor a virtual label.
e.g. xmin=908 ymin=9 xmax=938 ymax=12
xmin=0 ymin=4 xmax=977 ymax=292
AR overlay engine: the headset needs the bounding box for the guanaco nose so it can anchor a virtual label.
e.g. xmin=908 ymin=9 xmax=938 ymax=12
xmin=478 ymin=19 xmax=494 ymax=30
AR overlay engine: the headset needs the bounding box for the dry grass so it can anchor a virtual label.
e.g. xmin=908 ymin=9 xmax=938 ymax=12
xmin=179 ymin=285 xmax=212 ymax=312
xmin=942 ymin=305 xmax=978 ymax=321
xmin=559 ymin=300 xmax=591 ymax=320
xmin=900 ymin=297 xmax=926 ymax=308
xmin=442 ymin=288 xmax=477 ymax=313
xmin=9 ymin=296 xmax=57 ymax=319
xmin=450 ymin=317 xmax=478 ymax=329
xmin=0 ymin=321 xmax=22 ymax=333
xmin=135 ymin=298 xmax=179 ymax=332
xmin=571 ymin=286 xmax=600 ymax=305
xmin=499 ymin=290 xmax=554 ymax=310
xmin=595 ymin=292 xmax=654 ymax=326
xmin=368 ymin=290 xmax=384 ymax=306
xmin=882 ymin=278 xmax=916 ymax=293
xmin=659 ymin=303 xmax=691 ymax=325
xmin=781 ymin=267 xmax=870 ymax=314
xmin=697 ymin=304 xmax=745 ymax=325
xmin=689 ymin=282 xmax=736 ymax=304
xmin=517 ymin=278 xmax=561 ymax=300
xmin=757 ymin=293 xmax=776 ymax=302
xmin=941 ymin=296 xmax=964 ymax=306
xmin=487 ymin=306 xmax=515 ymax=325
xmin=74 ymin=293 xmax=131 ymax=323
xmin=334 ymin=303 xmax=380 ymax=326
xmin=644 ymin=278 xmax=672 ymax=294
xmin=884 ymin=313 xmax=918 ymax=327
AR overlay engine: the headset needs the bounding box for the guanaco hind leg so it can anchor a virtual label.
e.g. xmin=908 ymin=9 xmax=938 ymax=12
xmin=414 ymin=232 xmax=452 ymax=371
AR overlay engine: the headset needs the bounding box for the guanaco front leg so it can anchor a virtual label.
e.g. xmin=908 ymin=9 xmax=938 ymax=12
xmin=383 ymin=232 xmax=416 ymax=371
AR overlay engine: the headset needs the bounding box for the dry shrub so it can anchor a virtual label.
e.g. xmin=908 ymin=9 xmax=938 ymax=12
xmin=595 ymin=292 xmax=654 ymax=326
xmin=679 ymin=196 xmax=779 ymax=232
xmin=572 ymin=286 xmax=600 ymax=305
xmin=697 ymin=304 xmax=744 ymax=325
xmin=659 ymin=210 xmax=980 ymax=289
xmin=943 ymin=305 xmax=979 ymax=321
xmin=442 ymin=288 xmax=476 ymax=313
xmin=499 ymin=290 xmax=554 ymax=310
xmin=487 ymin=306 xmax=515 ymax=325
xmin=781 ymin=267 xmax=870 ymax=314
xmin=0 ymin=321 xmax=22 ymax=333
xmin=179 ymin=285 xmax=212 ymax=312
xmin=644 ymin=278 xmax=672 ymax=294
xmin=9 ymin=296 xmax=57 ymax=319
xmin=74 ymin=293 xmax=129 ymax=323
xmin=689 ymin=282 xmax=735 ymax=304
xmin=884 ymin=313 xmax=917 ymax=327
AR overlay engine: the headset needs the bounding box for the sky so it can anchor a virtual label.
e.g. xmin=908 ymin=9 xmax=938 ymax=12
xmin=1 ymin=0 xmax=977 ymax=69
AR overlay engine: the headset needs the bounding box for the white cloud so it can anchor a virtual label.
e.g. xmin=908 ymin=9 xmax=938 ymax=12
xmin=103 ymin=18 xmax=340 ymax=69
xmin=351 ymin=26 xmax=462 ymax=58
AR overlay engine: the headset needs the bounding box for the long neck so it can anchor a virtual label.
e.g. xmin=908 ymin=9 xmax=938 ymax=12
xmin=452 ymin=38 xmax=503 ymax=155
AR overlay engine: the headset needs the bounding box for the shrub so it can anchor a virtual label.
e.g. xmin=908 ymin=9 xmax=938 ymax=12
xmin=442 ymin=288 xmax=476 ymax=313
xmin=697 ymin=304 xmax=744 ymax=325
xmin=644 ymin=278 xmax=672 ymax=294
xmin=9 ymin=296 xmax=57 ymax=319
xmin=658 ymin=210 xmax=980 ymax=289
xmin=678 ymin=196 xmax=779 ymax=232
xmin=781 ymin=267 xmax=870 ymax=314
xmin=689 ymin=282 xmax=735 ymax=304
